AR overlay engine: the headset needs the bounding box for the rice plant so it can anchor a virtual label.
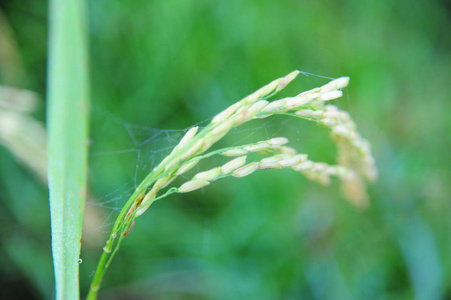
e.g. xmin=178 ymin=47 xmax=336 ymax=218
xmin=44 ymin=4 xmax=375 ymax=298
xmin=86 ymin=71 xmax=377 ymax=299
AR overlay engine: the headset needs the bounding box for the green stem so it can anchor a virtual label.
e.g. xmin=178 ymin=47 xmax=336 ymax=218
xmin=86 ymin=181 xmax=150 ymax=299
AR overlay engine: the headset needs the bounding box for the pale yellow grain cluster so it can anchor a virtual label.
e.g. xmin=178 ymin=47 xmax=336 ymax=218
xmin=174 ymin=138 xmax=360 ymax=198
xmin=132 ymin=71 xmax=376 ymax=217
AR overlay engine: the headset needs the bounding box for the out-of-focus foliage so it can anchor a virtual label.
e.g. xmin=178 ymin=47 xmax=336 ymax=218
xmin=1 ymin=0 xmax=450 ymax=299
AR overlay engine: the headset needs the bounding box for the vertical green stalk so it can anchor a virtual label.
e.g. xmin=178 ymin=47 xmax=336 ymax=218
xmin=47 ymin=0 xmax=89 ymax=299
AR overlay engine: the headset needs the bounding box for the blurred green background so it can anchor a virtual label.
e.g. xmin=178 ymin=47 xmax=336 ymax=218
xmin=1 ymin=0 xmax=450 ymax=299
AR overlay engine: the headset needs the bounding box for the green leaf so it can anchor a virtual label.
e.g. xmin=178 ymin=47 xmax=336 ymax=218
xmin=47 ymin=0 xmax=89 ymax=299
